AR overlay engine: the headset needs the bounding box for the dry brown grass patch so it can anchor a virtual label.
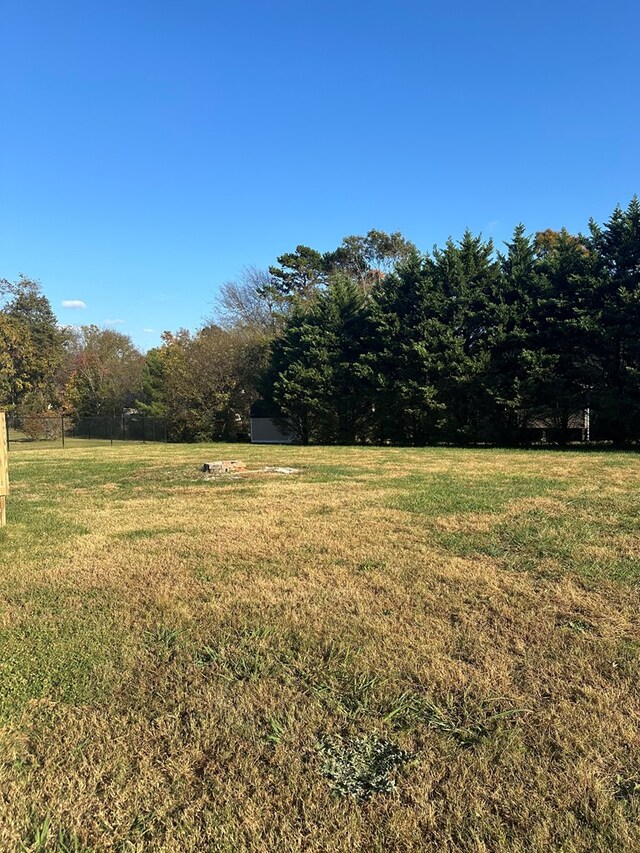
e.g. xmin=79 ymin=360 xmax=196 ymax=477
xmin=1 ymin=443 xmax=639 ymax=850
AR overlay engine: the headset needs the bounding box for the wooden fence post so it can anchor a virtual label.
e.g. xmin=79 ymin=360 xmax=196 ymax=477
xmin=0 ymin=412 xmax=8 ymax=526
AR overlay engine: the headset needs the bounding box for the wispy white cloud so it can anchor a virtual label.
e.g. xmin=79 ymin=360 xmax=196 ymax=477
xmin=105 ymin=318 xmax=125 ymax=325
xmin=143 ymin=328 xmax=155 ymax=333
xmin=62 ymin=299 xmax=86 ymax=309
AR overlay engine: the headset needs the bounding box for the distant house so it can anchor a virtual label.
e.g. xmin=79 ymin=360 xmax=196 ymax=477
xmin=525 ymin=409 xmax=590 ymax=443
xmin=250 ymin=401 xmax=294 ymax=444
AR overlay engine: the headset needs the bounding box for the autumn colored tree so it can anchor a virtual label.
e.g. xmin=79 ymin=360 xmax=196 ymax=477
xmin=5 ymin=200 xmax=640 ymax=446
xmin=0 ymin=276 xmax=67 ymax=410
xmin=63 ymin=326 xmax=145 ymax=416
xmin=145 ymin=325 xmax=269 ymax=441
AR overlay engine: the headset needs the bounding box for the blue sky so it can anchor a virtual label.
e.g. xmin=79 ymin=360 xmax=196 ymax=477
xmin=2 ymin=0 xmax=639 ymax=350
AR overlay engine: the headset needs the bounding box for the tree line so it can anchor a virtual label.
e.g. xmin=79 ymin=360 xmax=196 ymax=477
xmin=2 ymin=197 xmax=639 ymax=445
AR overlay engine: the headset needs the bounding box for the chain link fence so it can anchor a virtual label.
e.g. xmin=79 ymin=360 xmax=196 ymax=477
xmin=6 ymin=412 xmax=168 ymax=449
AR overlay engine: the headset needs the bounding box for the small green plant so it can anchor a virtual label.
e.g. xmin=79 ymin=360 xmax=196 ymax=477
xmin=264 ymin=716 xmax=286 ymax=745
xmin=561 ymin=618 xmax=594 ymax=634
xmin=144 ymin=626 xmax=181 ymax=661
xmin=197 ymin=640 xmax=275 ymax=682
xmin=224 ymin=649 xmax=273 ymax=682
xmin=20 ymin=816 xmax=90 ymax=852
xmin=356 ymin=559 xmax=386 ymax=573
xmin=382 ymin=691 xmax=423 ymax=727
xmin=20 ymin=815 xmax=52 ymax=853
xmin=196 ymin=644 xmax=220 ymax=665
xmin=317 ymin=639 xmax=354 ymax=667
xmin=309 ymin=670 xmax=381 ymax=718
xmin=420 ymin=691 xmax=529 ymax=747
xmin=336 ymin=672 xmax=381 ymax=715
xmin=382 ymin=688 xmax=529 ymax=744
xmin=239 ymin=624 xmax=276 ymax=641
xmin=317 ymin=733 xmax=413 ymax=799
xmin=128 ymin=811 xmax=155 ymax=840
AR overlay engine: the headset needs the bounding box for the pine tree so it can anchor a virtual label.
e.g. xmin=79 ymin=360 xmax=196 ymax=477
xmin=588 ymin=197 xmax=640 ymax=442
xmin=370 ymin=252 xmax=445 ymax=444
xmin=488 ymin=224 xmax=545 ymax=443
xmin=527 ymin=229 xmax=602 ymax=443
xmin=266 ymin=277 xmax=375 ymax=443
xmin=430 ymin=231 xmax=503 ymax=442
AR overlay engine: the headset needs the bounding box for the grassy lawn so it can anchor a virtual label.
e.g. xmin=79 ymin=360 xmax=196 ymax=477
xmin=1 ymin=443 xmax=639 ymax=851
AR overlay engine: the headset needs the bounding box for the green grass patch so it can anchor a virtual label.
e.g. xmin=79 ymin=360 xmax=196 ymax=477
xmin=436 ymin=507 xmax=640 ymax=583
xmin=0 ymin=587 xmax=132 ymax=719
xmin=115 ymin=526 xmax=185 ymax=541
xmin=389 ymin=472 xmax=567 ymax=516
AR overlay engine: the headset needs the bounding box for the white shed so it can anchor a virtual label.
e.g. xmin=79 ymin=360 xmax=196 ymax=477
xmin=250 ymin=401 xmax=294 ymax=444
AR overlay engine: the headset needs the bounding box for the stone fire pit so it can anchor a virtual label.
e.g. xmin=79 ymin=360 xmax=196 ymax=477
xmin=199 ymin=461 xmax=301 ymax=478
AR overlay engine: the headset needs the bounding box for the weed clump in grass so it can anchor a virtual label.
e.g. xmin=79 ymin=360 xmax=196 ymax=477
xmin=143 ymin=626 xmax=181 ymax=662
xmin=310 ymin=671 xmax=381 ymax=718
xmin=21 ymin=815 xmax=90 ymax=852
xmin=383 ymin=689 xmax=529 ymax=746
xmin=614 ymin=775 xmax=640 ymax=801
xmin=420 ymin=694 xmax=527 ymax=747
xmin=559 ymin=618 xmax=595 ymax=634
xmin=263 ymin=716 xmax=286 ymax=745
xmin=317 ymin=733 xmax=413 ymax=800
xmin=196 ymin=627 xmax=277 ymax=682
xmin=356 ymin=559 xmax=386 ymax=573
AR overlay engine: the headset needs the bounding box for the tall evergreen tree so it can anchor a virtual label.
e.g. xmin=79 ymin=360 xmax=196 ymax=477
xmin=430 ymin=231 xmax=503 ymax=442
xmin=529 ymin=229 xmax=603 ymax=442
xmin=588 ymin=197 xmax=640 ymax=442
xmin=266 ymin=277 xmax=375 ymax=443
xmin=370 ymin=252 xmax=445 ymax=444
xmin=486 ymin=224 xmax=545 ymax=443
